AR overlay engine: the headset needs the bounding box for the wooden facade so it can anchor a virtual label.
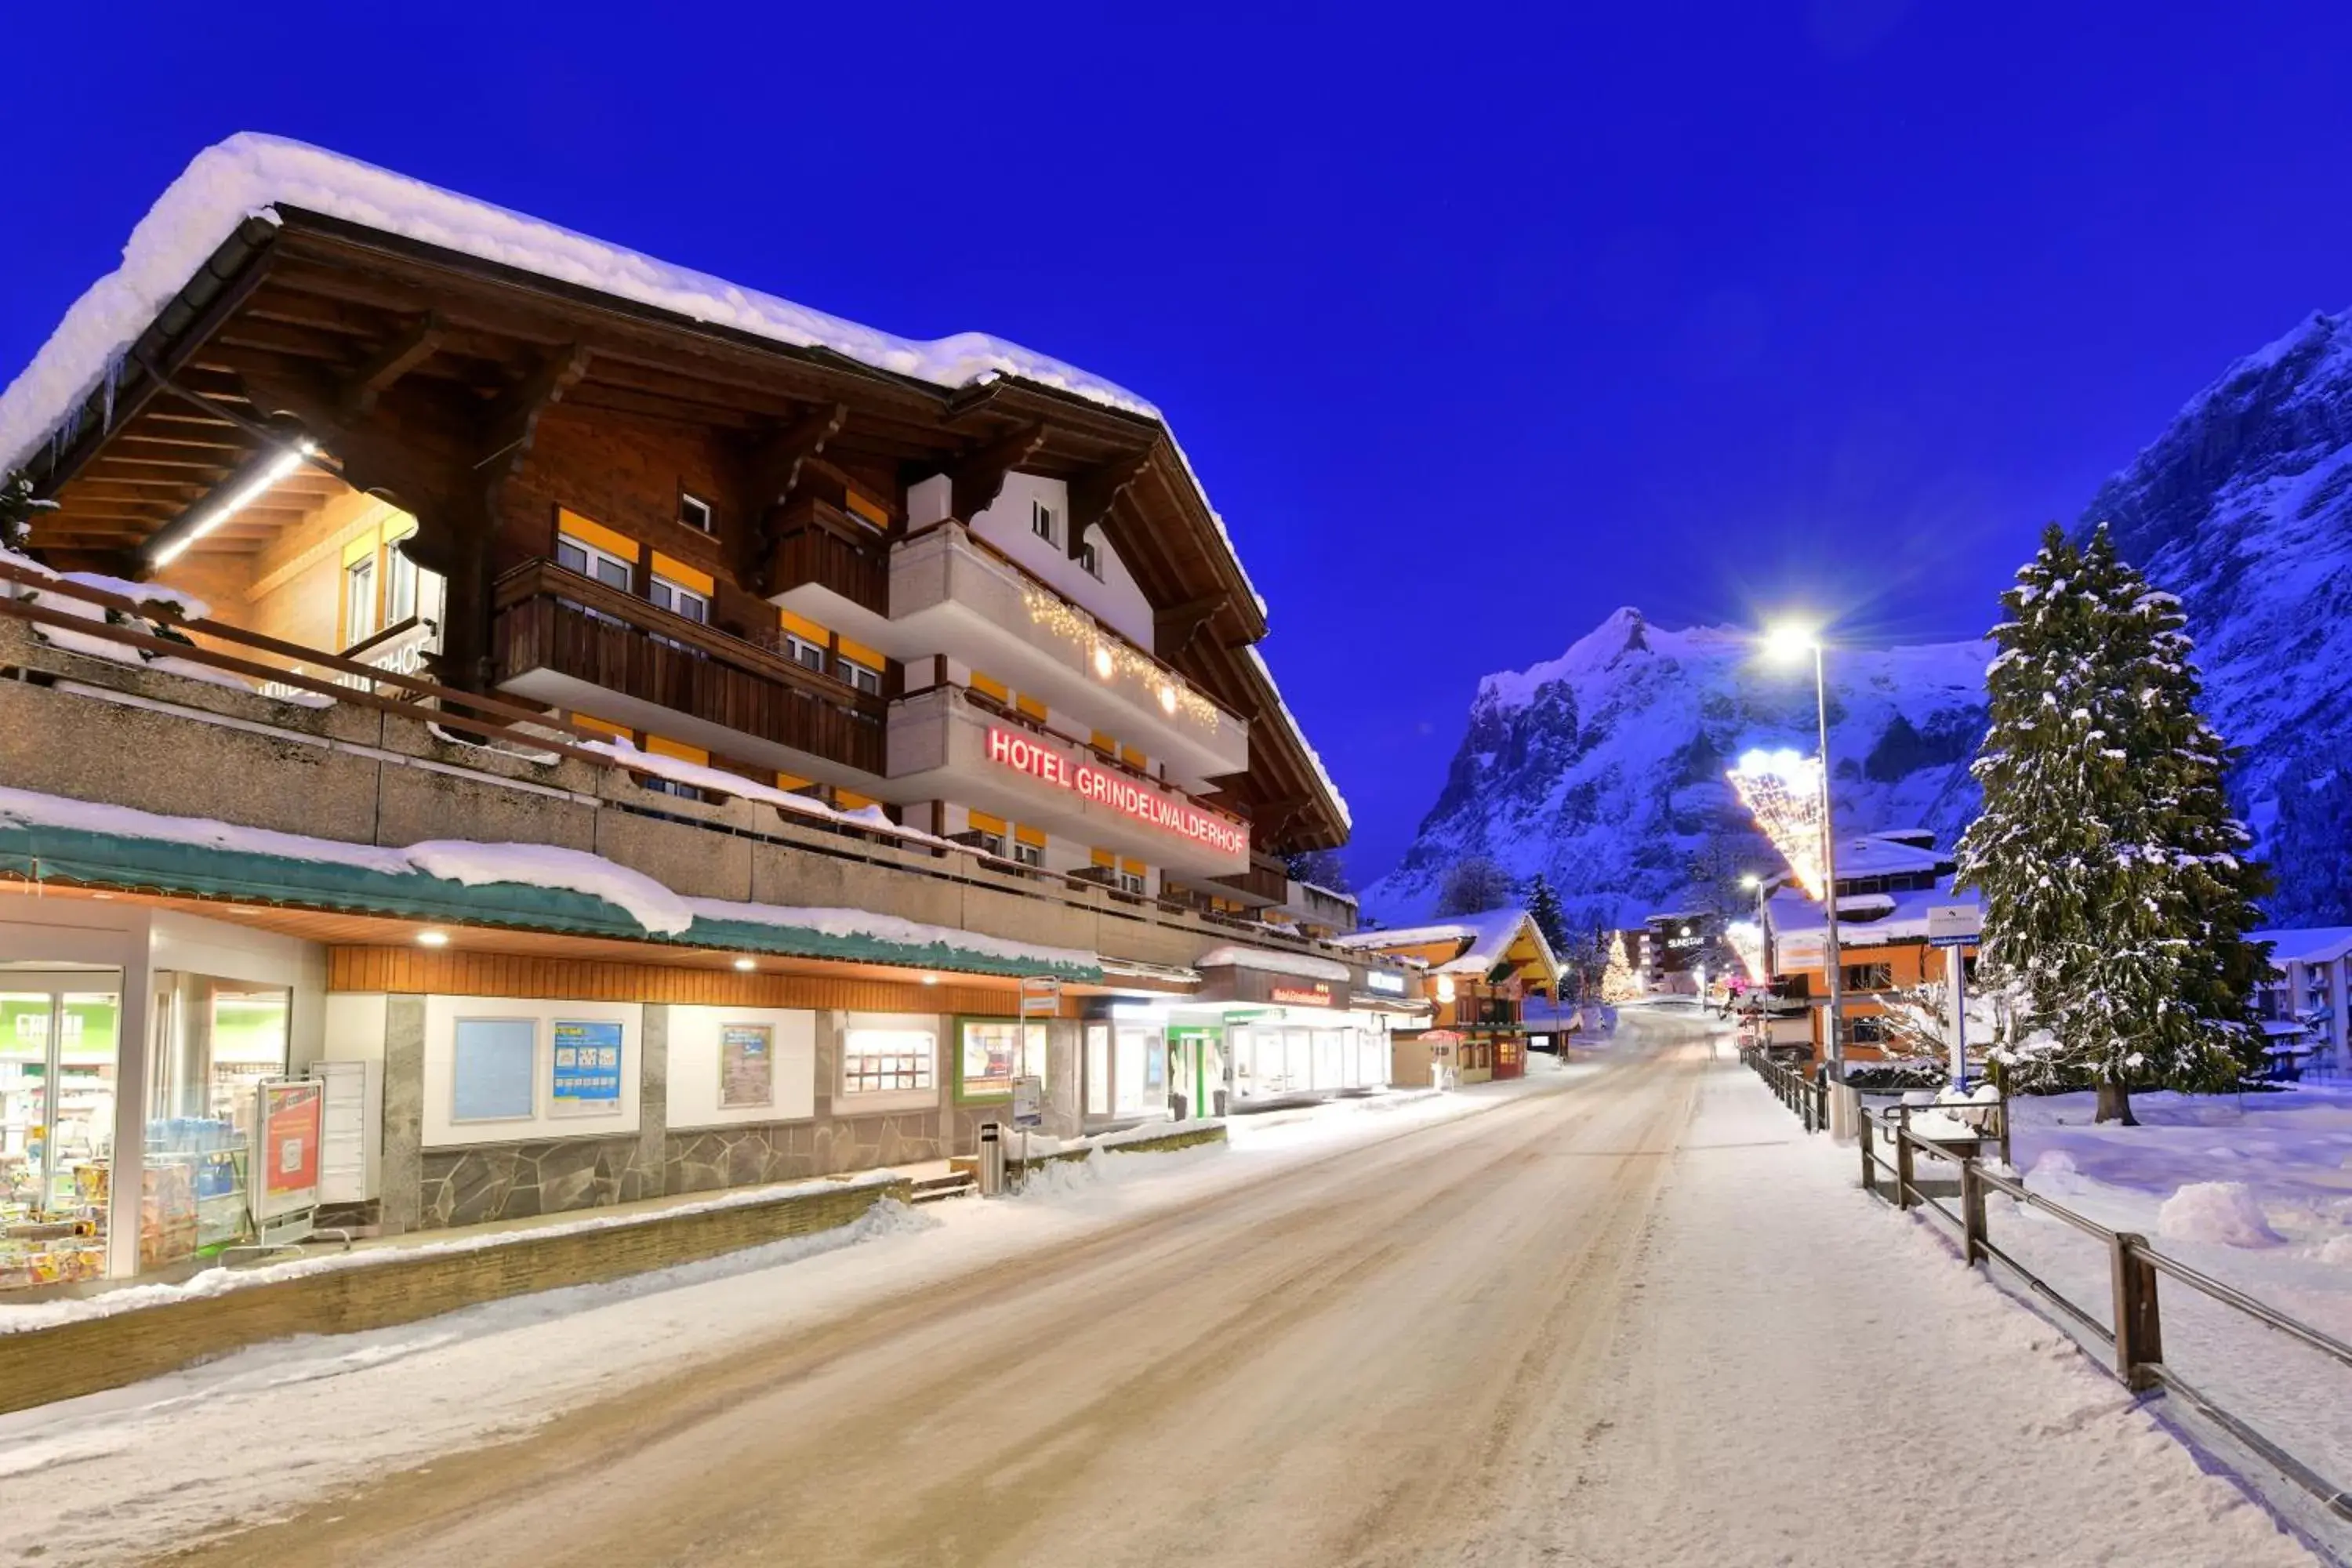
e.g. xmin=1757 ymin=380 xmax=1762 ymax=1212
xmin=17 ymin=207 xmax=1346 ymax=854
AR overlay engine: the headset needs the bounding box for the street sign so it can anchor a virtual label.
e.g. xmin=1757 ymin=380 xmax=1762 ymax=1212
xmin=1926 ymin=904 xmax=1981 ymax=949
xmin=1019 ymin=976 xmax=1062 ymax=1018
xmin=1011 ymin=1074 xmax=1044 ymax=1128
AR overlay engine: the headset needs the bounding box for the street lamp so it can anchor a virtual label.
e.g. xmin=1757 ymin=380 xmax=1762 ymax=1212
xmin=1763 ymin=621 xmax=1845 ymax=1075
xmin=1739 ymin=872 xmax=1775 ymax=978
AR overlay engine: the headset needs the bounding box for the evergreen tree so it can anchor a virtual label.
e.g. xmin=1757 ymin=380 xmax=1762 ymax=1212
xmin=1958 ymin=524 xmax=2271 ymax=1123
xmin=0 ymin=470 xmax=54 ymax=553
xmin=1282 ymin=847 xmax=1353 ymax=894
xmin=1526 ymin=873 xmax=1570 ymax=954
xmin=1434 ymin=855 xmax=1515 ymax=916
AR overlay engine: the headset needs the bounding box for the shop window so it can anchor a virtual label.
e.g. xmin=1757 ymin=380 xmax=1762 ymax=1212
xmin=840 ymin=1027 xmax=935 ymax=1095
xmin=1031 ymin=499 xmax=1058 ymax=546
xmin=957 ymin=1018 xmax=1047 ymax=1102
xmin=837 ymin=657 xmax=882 ymax=696
xmin=2 ymin=988 xmax=122 ymax=1287
xmin=680 ymin=492 xmax=714 ymax=533
xmin=557 ymin=532 xmax=636 ymax=593
xmin=343 ymin=554 xmax=378 ymax=647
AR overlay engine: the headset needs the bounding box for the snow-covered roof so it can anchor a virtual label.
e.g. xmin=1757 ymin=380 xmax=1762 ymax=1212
xmin=0 ymin=783 xmax=1100 ymax=979
xmin=2251 ymin=927 xmax=2352 ymax=967
xmin=1770 ymin=878 xmax=1981 ymax=951
xmin=1192 ymin=945 xmax=1352 ymax=982
xmin=0 ymin=132 xmax=1350 ymax=838
xmin=1334 ymin=907 xmax=1559 ymax=982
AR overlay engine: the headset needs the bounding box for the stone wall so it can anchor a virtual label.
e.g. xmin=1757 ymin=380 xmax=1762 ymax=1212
xmin=0 ymin=1175 xmax=904 ymax=1417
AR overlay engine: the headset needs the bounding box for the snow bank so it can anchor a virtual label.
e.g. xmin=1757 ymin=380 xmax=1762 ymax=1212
xmin=2157 ymin=1181 xmax=2288 ymax=1249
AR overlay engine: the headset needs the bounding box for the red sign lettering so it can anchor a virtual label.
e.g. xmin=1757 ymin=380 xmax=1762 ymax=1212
xmin=985 ymin=728 xmax=1248 ymax=857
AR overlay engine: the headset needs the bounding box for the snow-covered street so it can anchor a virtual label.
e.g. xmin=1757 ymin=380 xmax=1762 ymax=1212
xmin=0 ymin=1015 xmax=2318 ymax=1566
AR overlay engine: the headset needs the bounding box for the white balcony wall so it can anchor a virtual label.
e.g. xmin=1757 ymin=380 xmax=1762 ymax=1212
xmin=885 ymin=688 xmax=1249 ymax=879
xmin=963 ymin=473 xmax=1156 ymax=652
xmin=890 ymin=525 xmax=1247 ymax=785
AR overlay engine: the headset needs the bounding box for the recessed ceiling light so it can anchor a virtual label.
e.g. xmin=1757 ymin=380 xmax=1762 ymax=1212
xmin=732 ymin=957 xmax=757 ymax=971
xmin=416 ymin=930 xmax=450 ymax=947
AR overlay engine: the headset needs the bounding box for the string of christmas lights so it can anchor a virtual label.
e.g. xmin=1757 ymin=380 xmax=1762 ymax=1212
xmin=1724 ymin=919 xmax=1767 ymax=983
xmin=1726 ymin=747 xmax=1828 ymax=897
xmin=1019 ymin=580 xmax=1225 ymax=731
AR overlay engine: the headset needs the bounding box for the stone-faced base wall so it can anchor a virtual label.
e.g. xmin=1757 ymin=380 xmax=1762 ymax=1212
xmin=0 ymin=1175 xmax=904 ymax=1418
xmin=664 ymin=1109 xmax=952 ymax=1196
xmin=418 ymin=1136 xmax=659 ymax=1229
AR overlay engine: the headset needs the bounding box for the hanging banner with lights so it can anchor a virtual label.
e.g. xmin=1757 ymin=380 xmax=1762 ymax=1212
xmin=986 ymin=728 xmax=1249 ymax=855
xmin=1726 ymin=748 xmax=1827 ymax=897
xmin=1724 ymin=919 xmax=1767 ymax=983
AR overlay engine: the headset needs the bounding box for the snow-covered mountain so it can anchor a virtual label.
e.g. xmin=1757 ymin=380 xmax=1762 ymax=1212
xmin=1360 ymin=608 xmax=1991 ymax=928
xmin=2078 ymin=308 xmax=2352 ymax=925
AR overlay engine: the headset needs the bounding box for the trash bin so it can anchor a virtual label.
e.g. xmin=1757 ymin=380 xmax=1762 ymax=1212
xmin=977 ymin=1121 xmax=1006 ymax=1197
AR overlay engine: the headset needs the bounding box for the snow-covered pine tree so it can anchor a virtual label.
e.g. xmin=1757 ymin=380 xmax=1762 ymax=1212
xmin=1 ymin=470 xmax=56 ymax=553
xmin=1434 ymin=855 xmax=1515 ymax=916
xmin=1958 ymin=524 xmax=2270 ymax=1123
xmin=1526 ymin=873 xmax=1570 ymax=955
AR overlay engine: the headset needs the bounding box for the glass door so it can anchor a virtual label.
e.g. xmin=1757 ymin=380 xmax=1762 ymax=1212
xmin=0 ymin=979 xmax=122 ymax=1290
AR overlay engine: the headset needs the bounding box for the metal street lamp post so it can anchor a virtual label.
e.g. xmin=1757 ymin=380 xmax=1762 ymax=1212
xmin=1764 ymin=624 xmax=1845 ymax=1077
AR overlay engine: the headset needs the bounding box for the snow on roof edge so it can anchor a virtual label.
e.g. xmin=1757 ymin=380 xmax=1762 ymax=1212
xmin=0 ymin=134 xmax=1168 ymax=476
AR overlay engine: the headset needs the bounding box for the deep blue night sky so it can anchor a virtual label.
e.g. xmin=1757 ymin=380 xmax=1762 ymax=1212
xmin=7 ymin=4 xmax=2351 ymax=880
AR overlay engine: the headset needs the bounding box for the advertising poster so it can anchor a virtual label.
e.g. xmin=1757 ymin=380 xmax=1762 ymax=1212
xmin=719 ymin=1022 xmax=775 ymax=1109
xmin=552 ymin=1019 xmax=624 ymax=1114
xmin=254 ymin=1079 xmax=322 ymax=1220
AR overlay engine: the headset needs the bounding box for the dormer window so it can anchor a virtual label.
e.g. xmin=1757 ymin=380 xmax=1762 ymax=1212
xmin=1031 ymin=500 xmax=1058 ymax=546
xmin=680 ymin=492 xmax=714 ymax=533
xmin=1076 ymin=539 xmax=1102 ymax=579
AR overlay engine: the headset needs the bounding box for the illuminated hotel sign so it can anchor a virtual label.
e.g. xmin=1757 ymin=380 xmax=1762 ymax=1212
xmin=1363 ymin=970 xmax=1407 ymax=996
xmin=1270 ymin=982 xmax=1334 ymax=1007
xmin=985 ymin=728 xmax=1249 ymax=856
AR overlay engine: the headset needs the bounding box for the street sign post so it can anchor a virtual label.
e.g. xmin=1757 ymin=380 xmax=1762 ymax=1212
xmin=1924 ymin=905 xmax=1984 ymax=1089
xmin=1011 ymin=1073 xmax=1044 ymax=1192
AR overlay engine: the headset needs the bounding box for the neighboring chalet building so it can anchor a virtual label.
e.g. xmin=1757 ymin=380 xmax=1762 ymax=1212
xmin=2249 ymin=927 xmax=2352 ymax=1078
xmin=0 ymin=136 xmax=1392 ymax=1290
xmin=1338 ymin=909 xmax=1561 ymax=1084
xmin=1766 ymin=830 xmax=1980 ymax=1062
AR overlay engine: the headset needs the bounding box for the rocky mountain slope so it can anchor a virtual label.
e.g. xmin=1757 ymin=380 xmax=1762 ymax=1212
xmin=1368 ymin=306 xmax=2352 ymax=931
xmin=1359 ymin=608 xmax=1990 ymax=928
xmin=2078 ymin=307 xmax=2352 ymax=926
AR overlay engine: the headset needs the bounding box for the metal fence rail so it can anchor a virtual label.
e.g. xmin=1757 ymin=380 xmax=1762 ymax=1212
xmin=1740 ymin=1046 xmax=1828 ymax=1132
xmin=1859 ymin=1104 xmax=2352 ymax=1528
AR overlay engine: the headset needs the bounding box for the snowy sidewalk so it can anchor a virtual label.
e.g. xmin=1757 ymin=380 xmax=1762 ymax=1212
xmin=1498 ymin=1060 xmax=2318 ymax=1567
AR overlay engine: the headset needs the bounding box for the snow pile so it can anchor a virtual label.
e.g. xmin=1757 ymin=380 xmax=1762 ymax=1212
xmin=2157 ymin=1181 xmax=2288 ymax=1250
xmin=408 ymin=840 xmax=694 ymax=935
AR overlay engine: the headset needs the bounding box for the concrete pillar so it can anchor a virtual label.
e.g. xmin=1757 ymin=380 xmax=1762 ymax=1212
xmin=379 ymin=996 xmax=426 ymax=1234
xmin=635 ymin=1004 xmax=670 ymax=1201
xmin=104 ymin=920 xmax=154 ymax=1281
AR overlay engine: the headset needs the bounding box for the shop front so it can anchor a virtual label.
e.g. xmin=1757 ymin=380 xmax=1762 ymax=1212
xmin=0 ymin=900 xmax=318 ymax=1293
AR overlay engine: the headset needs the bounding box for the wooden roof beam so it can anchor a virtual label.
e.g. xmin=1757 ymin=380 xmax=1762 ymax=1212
xmin=1067 ymin=451 xmax=1152 ymax=561
xmin=340 ymin=311 xmax=445 ymax=418
xmin=945 ymin=422 xmax=1048 ymax=521
xmin=477 ymin=343 xmax=592 ymax=474
xmin=745 ymin=403 xmax=846 ymax=513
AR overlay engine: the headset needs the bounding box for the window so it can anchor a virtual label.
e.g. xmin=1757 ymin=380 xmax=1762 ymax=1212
xmin=1012 ymin=840 xmax=1044 ymax=869
xmin=1842 ymin=963 xmax=1893 ymax=993
xmin=1076 ymin=539 xmax=1101 ymax=579
xmin=383 ymin=543 xmax=419 ymax=626
xmin=840 ymin=1027 xmax=935 ymax=1095
xmin=1116 ymin=868 xmax=1147 ymax=896
xmin=557 ymin=532 xmax=635 ymax=592
xmin=648 ymin=575 xmax=709 ymax=624
xmin=784 ymin=634 xmax=829 ymax=673
xmin=968 ymin=829 xmax=1007 ymax=858
xmin=342 ymin=555 xmax=377 ymax=646
xmin=957 ymin=1018 xmax=1047 ymax=1101
xmin=1030 ymin=499 xmax=1058 ymax=546
xmin=1846 ymin=1015 xmax=1890 ymax=1045
xmin=680 ymin=492 xmax=713 ymax=533
xmin=836 ymin=657 xmax=883 ymax=696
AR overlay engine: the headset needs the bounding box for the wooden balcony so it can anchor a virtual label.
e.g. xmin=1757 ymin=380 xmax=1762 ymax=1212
xmin=764 ymin=498 xmax=887 ymax=617
xmin=493 ymin=558 xmax=884 ymax=775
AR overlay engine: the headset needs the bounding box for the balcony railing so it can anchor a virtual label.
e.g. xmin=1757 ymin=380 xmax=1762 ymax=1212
xmin=764 ymin=498 xmax=887 ymax=616
xmin=493 ymin=558 xmax=884 ymax=774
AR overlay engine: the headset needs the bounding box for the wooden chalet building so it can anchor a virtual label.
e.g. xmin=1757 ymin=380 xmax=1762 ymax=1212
xmin=1337 ymin=909 xmax=1562 ymax=1084
xmin=0 ymin=136 xmax=1382 ymax=1290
